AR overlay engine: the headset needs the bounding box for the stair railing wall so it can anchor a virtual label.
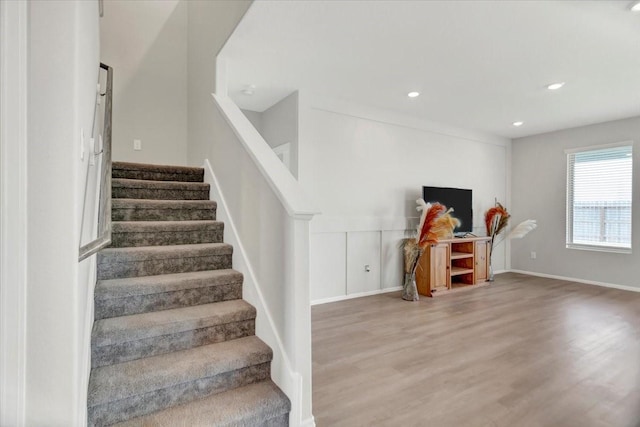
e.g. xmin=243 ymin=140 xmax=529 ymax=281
xmin=79 ymin=63 xmax=112 ymax=262
xmin=207 ymin=93 xmax=319 ymax=427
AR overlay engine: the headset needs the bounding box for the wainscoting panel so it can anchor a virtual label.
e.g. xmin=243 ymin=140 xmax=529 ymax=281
xmin=381 ymin=230 xmax=406 ymax=289
xmin=310 ymin=232 xmax=347 ymax=301
xmin=346 ymin=231 xmax=381 ymax=295
xmin=310 ymin=216 xmax=412 ymax=304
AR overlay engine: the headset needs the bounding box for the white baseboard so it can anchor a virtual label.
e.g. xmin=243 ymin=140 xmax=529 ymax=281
xmin=311 ymin=286 xmax=402 ymax=306
xmin=509 ymin=269 xmax=640 ymax=293
xmin=300 ymin=416 xmax=316 ymax=427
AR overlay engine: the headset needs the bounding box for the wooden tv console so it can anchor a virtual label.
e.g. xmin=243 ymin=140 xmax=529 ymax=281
xmin=415 ymin=236 xmax=491 ymax=297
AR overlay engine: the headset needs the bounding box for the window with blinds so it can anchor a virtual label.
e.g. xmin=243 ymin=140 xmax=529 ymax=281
xmin=566 ymin=143 xmax=633 ymax=252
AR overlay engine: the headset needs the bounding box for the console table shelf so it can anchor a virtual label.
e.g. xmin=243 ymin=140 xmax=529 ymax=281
xmin=415 ymin=236 xmax=491 ymax=297
xmin=450 ymin=266 xmax=474 ymax=276
xmin=451 ymin=252 xmax=473 ymax=260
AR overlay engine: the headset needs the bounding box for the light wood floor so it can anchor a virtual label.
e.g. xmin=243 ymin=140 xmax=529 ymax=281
xmin=312 ymin=273 xmax=640 ymax=427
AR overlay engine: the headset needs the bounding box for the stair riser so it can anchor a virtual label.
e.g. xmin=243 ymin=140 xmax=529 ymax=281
xmin=95 ymin=283 xmax=243 ymax=320
xmin=92 ymin=319 xmax=255 ymax=368
xmin=97 ymin=254 xmax=232 ymax=280
xmin=112 ymin=207 xmax=215 ymax=222
xmin=110 ymin=228 xmax=223 ymax=248
xmin=88 ymin=362 xmax=271 ymax=427
xmin=112 ymin=187 xmax=209 ymax=200
xmin=113 ymin=170 xmax=203 ymax=182
xmin=261 ymin=413 xmax=290 ymax=426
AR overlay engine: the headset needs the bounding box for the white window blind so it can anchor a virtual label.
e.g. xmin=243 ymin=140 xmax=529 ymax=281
xmin=566 ymin=143 xmax=633 ymax=252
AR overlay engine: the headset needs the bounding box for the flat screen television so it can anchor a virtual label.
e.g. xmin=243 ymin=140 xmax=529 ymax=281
xmin=422 ymin=186 xmax=473 ymax=236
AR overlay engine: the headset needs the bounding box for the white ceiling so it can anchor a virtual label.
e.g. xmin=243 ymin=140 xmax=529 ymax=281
xmin=222 ymin=0 xmax=640 ymax=139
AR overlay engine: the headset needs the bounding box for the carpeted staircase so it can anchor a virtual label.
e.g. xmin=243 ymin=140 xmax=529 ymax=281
xmin=87 ymin=162 xmax=290 ymax=426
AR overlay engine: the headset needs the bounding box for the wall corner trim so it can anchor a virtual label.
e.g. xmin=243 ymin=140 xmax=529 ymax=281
xmin=0 ymin=0 xmax=28 ymax=424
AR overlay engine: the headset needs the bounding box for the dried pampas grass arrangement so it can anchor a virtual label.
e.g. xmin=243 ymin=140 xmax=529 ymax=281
xmin=508 ymin=219 xmax=538 ymax=240
xmin=402 ymin=199 xmax=462 ymax=275
xmin=401 ymin=199 xmax=461 ymax=301
xmin=484 ymin=201 xmax=537 ymax=280
xmin=401 ymin=237 xmax=423 ymax=275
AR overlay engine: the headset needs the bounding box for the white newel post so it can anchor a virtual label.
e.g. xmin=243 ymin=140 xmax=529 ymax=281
xmin=286 ymin=215 xmax=315 ymax=427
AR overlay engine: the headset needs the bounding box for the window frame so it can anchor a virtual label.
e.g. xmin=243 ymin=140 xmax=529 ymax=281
xmin=565 ymin=141 xmax=633 ymax=254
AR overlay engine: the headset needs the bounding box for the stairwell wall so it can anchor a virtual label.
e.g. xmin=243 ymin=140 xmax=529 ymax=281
xmin=0 ymin=1 xmax=28 ymax=424
xmin=186 ymin=0 xmax=252 ymax=169
xmin=26 ymin=0 xmax=100 ymax=424
xmin=101 ymin=0 xmax=188 ymax=165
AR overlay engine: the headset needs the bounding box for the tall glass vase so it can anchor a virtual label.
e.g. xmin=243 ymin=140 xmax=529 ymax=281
xmin=488 ymin=242 xmax=495 ymax=282
xmin=402 ymin=272 xmax=419 ymax=301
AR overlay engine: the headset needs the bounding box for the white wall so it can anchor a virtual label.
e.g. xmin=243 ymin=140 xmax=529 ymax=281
xmin=511 ymin=116 xmax=640 ymax=290
xmin=241 ymin=92 xmax=300 ymax=178
xmin=101 ymin=0 xmax=188 ymax=165
xmin=261 ymin=92 xmax=299 ymax=178
xmin=241 ymin=108 xmax=263 ymax=133
xmin=26 ymin=0 xmax=100 ymax=424
xmin=187 ymin=0 xmax=252 ymax=166
xmin=299 ymin=94 xmax=511 ymax=302
xmin=0 ymin=1 xmax=28 ymax=424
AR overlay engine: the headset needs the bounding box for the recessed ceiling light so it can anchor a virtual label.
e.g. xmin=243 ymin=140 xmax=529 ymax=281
xmin=512 ymin=121 xmax=524 ymax=127
xmin=546 ymin=82 xmax=565 ymax=90
xmin=630 ymin=1 xmax=640 ymax=12
xmin=407 ymin=91 xmax=420 ymax=98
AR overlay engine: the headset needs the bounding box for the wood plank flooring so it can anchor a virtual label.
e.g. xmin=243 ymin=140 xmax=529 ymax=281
xmin=312 ymin=273 xmax=640 ymax=427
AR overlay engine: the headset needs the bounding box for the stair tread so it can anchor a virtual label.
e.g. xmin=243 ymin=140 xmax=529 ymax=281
xmin=112 ymin=199 xmax=216 ymax=209
xmin=112 ymin=220 xmax=222 ymax=232
xmin=113 ymin=380 xmax=290 ymax=427
xmin=96 ymin=269 xmax=243 ymax=299
xmin=93 ymin=300 xmax=256 ymax=346
xmin=88 ymin=335 xmax=272 ymax=407
xmin=98 ymin=243 xmax=233 ymax=262
xmin=113 ymin=178 xmax=210 ymax=190
xmin=113 ymin=161 xmax=204 ymax=176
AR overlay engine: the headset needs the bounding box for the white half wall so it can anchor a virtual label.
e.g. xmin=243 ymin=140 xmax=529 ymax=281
xmin=300 ymin=94 xmax=511 ymax=302
xmin=101 ymin=0 xmax=188 ymax=165
xmin=511 ymin=115 xmax=640 ymax=290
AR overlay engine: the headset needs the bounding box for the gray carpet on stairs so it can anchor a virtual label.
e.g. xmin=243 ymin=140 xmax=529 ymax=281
xmin=94 ymin=269 xmax=244 ymax=319
xmin=88 ymin=162 xmax=289 ymax=426
xmin=112 ymin=161 xmax=205 ymax=182
xmin=112 ymin=178 xmax=211 ymax=200
xmin=111 ymin=220 xmax=224 ymax=247
xmin=112 ymin=199 xmax=217 ymax=221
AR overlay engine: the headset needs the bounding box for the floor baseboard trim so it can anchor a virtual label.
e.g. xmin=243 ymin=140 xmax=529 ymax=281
xmin=300 ymin=415 xmax=316 ymax=427
xmin=509 ymin=269 xmax=640 ymax=293
xmin=311 ymin=286 xmax=402 ymax=306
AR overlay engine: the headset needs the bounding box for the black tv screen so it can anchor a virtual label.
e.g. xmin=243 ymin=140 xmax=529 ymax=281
xmin=422 ymin=186 xmax=473 ymax=235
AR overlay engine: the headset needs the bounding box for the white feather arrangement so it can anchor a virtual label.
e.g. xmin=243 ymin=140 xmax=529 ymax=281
xmin=507 ymin=219 xmax=537 ymax=240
